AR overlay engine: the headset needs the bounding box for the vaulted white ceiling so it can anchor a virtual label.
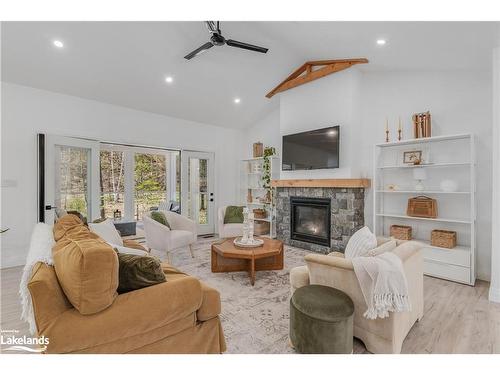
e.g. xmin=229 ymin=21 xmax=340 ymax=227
xmin=1 ymin=21 xmax=498 ymax=128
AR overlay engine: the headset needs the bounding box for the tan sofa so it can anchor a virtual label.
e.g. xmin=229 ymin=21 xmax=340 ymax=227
xmin=290 ymin=238 xmax=423 ymax=354
xmin=28 ymin=216 xmax=226 ymax=354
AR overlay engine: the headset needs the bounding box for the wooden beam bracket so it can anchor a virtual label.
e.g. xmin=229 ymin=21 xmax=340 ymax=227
xmin=266 ymin=58 xmax=368 ymax=98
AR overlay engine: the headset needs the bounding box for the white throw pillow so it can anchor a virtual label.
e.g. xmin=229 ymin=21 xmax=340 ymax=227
xmin=344 ymin=226 xmax=377 ymax=259
xmin=89 ymin=219 xmax=123 ymax=246
xmin=114 ymin=245 xmax=149 ymax=257
xmin=367 ymin=239 xmax=397 ymax=257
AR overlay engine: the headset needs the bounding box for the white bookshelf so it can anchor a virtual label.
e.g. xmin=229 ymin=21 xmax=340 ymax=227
xmin=373 ymin=134 xmax=476 ymax=285
xmin=240 ymin=156 xmax=280 ymax=237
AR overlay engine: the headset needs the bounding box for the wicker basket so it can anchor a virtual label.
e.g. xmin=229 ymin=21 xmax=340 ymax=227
xmin=254 ymin=221 xmax=270 ymax=235
xmin=431 ymin=230 xmax=457 ymax=249
xmin=407 ymin=195 xmax=437 ymax=218
xmin=390 ymin=225 xmax=412 ymax=240
xmin=253 ymin=208 xmax=267 ymax=219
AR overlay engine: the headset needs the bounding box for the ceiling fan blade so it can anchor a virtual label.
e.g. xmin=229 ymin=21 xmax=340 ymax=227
xmin=226 ymin=39 xmax=268 ymax=54
xmin=184 ymin=42 xmax=214 ymax=60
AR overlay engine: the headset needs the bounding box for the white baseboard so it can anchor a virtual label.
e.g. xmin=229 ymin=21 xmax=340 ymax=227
xmin=489 ymin=286 xmax=500 ymax=303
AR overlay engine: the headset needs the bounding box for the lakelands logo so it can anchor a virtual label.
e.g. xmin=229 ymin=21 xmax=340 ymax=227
xmin=1 ymin=329 xmax=49 ymax=353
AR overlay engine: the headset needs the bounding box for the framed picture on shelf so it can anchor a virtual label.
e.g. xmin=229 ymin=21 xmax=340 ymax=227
xmin=403 ymin=150 xmax=422 ymax=164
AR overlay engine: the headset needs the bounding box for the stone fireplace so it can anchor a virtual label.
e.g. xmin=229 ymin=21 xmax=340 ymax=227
xmin=274 ymin=180 xmax=368 ymax=254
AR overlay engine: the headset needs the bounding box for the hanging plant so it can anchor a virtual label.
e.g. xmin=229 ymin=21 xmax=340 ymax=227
xmin=262 ymin=147 xmax=276 ymax=205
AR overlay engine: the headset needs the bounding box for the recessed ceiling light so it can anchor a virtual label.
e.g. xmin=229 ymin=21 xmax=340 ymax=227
xmin=376 ymin=39 xmax=387 ymax=46
xmin=234 ymin=98 xmax=241 ymax=104
xmin=53 ymin=40 xmax=64 ymax=48
xmin=165 ymin=76 xmax=174 ymax=84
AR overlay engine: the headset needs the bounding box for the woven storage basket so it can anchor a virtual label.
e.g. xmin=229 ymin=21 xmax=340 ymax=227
xmin=431 ymin=230 xmax=456 ymax=249
xmin=253 ymin=208 xmax=267 ymax=219
xmin=407 ymin=195 xmax=437 ymax=218
xmin=390 ymin=225 xmax=412 ymax=240
xmin=254 ymin=221 xmax=270 ymax=235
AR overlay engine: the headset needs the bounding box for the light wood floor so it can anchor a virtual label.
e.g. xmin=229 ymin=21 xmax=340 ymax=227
xmin=1 ymin=265 xmax=499 ymax=354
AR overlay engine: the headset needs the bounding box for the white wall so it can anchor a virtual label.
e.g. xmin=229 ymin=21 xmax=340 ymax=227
xmin=240 ymin=108 xmax=281 ymax=159
xmin=0 ymin=83 xmax=240 ymax=268
xmin=490 ymin=47 xmax=500 ymax=302
xmin=241 ymin=69 xmax=493 ymax=281
xmin=280 ymin=69 xmax=362 ymax=179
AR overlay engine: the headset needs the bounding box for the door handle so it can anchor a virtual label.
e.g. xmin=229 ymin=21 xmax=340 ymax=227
xmin=45 ymin=205 xmax=57 ymax=210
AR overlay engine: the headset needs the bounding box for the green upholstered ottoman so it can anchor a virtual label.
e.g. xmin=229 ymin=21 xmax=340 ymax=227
xmin=290 ymin=284 xmax=354 ymax=354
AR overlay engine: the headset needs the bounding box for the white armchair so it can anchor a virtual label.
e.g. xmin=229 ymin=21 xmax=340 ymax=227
xmin=217 ymin=206 xmax=244 ymax=238
xmin=143 ymin=211 xmax=197 ymax=263
xmin=290 ymin=238 xmax=424 ymax=354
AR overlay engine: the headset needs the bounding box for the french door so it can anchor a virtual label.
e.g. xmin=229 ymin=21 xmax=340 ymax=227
xmin=41 ymin=135 xmax=100 ymax=224
xmin=181 ymin=151 xmax=215 ymax=235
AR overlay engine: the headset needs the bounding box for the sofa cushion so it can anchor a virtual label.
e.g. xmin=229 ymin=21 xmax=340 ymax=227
xmin=116 ymin=252 xmax=166 ymax=294
xmin=52 ymin=215 xmax=119 ymax=315
xmin=344 ymin=226 xmax=377 ymax=259
xmin=150 ymin=211 xmax=171 ymax=229
xmin=88 ymin=219 xmax=123 ymax=246
xmin=223 ymin=206 xmax=244 ymax=224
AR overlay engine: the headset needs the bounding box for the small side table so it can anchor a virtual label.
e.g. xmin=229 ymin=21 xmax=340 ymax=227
xmin=113 ymin=220 xmax=137 ymax=237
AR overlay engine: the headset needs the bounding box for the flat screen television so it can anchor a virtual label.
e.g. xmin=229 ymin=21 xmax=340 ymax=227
xmin=282 ymin=126 xmax=340 ymax=170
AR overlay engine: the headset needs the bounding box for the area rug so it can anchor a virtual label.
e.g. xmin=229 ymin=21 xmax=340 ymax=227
xmin=153 ymin=237 xmax=367 ymax=354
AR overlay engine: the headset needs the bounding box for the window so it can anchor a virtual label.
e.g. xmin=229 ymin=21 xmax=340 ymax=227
xmin=99 ymin=144 xmax=180 ymax=221
xmin=99 ymin=150 xmax=125 ymax=219
xmin=134 ymin=152 xmax=167 ymax=220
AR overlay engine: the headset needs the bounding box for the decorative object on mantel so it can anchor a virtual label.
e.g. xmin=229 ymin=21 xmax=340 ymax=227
xmin=440 ymin=179 xmax=459 ymax=192
xmin=397 ymin=117 xmax=402 ymax=141
xmin=271 ymin=178 xmax=371 ymax=188
xmin=265 ymin=58 xmax=369 ymax=98
xmin=431 ymin=229 xmax=457 ymax=249
xmin=390 ymin=225 xmax=412 ymax=240
xmin=413 ymin=168 xmax=427 ymax=191
xmin=412 ymin=111 xmax=432 ymax=138
xmin=407 ymin=195 xmax=438 ymax=218
xmin=385 ymin=117 xmax=390 ymax=143
xmin=253 ymin=142 xmax=263 ymax=158
xmin=386 ymin=184 xmax=399 ymax=191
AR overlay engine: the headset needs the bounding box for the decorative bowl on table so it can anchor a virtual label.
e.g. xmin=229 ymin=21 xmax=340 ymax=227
xmin=233 ymin=237 xmax=264 ymax=248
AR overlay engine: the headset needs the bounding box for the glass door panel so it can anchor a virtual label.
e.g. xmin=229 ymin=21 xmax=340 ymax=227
xmin=181 ymin=151 xmax=214 ymax=235
xmin=44 ymin=135 xmax=100 ymax=224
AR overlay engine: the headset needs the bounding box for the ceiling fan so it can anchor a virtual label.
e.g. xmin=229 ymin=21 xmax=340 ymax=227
xmin=184 ymin=21 xmax=269 ymax=60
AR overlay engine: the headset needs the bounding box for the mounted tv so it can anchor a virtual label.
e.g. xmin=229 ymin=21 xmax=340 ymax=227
xmin=282 ymin=126 xmax=340 ymax=171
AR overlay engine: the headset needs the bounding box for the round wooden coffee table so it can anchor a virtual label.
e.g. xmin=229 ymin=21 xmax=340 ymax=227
xmin=211 ymin=237 xmax=284 ymax=286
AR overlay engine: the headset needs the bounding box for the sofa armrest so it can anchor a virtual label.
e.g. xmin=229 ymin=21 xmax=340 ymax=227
xmin=304 ymin=253 xmax=354 ymax=270
xmin=42 ymin=276 xmax=203 ymax=353
xmin=197 ymin=282 xmax=221 ymax=322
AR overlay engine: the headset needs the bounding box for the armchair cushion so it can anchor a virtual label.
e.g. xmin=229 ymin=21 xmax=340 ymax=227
xmin=150 ymin=211 xmax=171 ymax=229
xmin=344 ymin=226 xmax=377 ymax=259
xmin=223 ymin=206 xmax=244 ymax=224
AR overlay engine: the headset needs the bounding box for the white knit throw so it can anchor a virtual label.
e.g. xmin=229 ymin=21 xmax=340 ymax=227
xmin=351 ymin=252 xmax=411 ymax=319
xmin=19 ymin=223 xmax=55 ymax=334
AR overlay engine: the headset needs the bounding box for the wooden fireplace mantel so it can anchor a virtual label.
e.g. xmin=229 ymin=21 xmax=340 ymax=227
xmin=271 ymin=178 xmax=371 ymax=188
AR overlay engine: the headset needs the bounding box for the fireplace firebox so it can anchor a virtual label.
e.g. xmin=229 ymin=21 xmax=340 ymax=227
xmin=290 ymin=197 xmax=331 ymax=247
